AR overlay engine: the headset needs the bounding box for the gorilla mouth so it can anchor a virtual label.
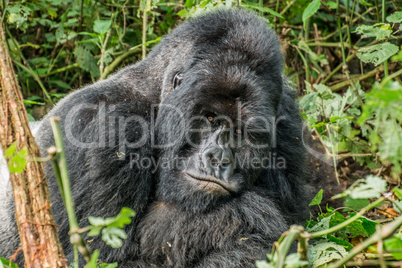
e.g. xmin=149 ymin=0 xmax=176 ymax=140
xmin=184 ymin=172 xmax=238 ymax=193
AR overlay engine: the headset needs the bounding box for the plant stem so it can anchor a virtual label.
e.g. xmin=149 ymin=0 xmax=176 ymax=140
xmin=330 ymin=65 xmax=384 ymax=92
xmin=142 ymin=0 xmax=151 ymax=60
xmin=382 ymin=0 xmax=389 ymax=76
xmin=13 ymin=61 xmax=54 ymax=104
xmin=304 ymin=18 xmax=310 ymax=83
xmin=50 ymin=117 xmax=92 ymax=263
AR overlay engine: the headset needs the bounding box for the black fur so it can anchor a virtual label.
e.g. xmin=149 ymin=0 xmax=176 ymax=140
xmin=0 ymin=9 xmax=308 ymax=267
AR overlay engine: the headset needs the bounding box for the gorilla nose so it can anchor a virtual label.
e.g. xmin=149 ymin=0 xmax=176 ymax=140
xmin=203 ymin=147 xmax=234 ymax=181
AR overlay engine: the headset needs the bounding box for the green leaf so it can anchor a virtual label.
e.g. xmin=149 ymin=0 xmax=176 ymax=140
xmin=84 ymin=249 xmax=99 ymax=268
xmin=308 ymin=241 xmax=348 ymax=268
xmin=102 ymin=227 xmax=127 ymax=248
xmin=393 ymin=200 xmax=402 ymax=213
xmin=243 ymin=4 xmax=284 ymax=19
xmin=324 ymin=1 xmax=337 ymax=9
xmin=49 ymin=80 xmax=71 ymax=90
xmin=100 ymin=263 xmax=118 ymax=268
xmin=185 ymin=0 xmax=194 ymax=9
xmin=360 ymin=217 xmax=378 ymax=236
xmin=309 ymin=189 xmax=323 ymax=206
xmin=386 ymin=11 xmax=402 ymax=23
xmin=343 ymin=197 xmax=370 ymax=211
xmin=27 ymin=113 xmax=36 ymax=122
xmin=354 ymin=24 xmax=392 ymax=40
xmin=87 ymin=226 xmax=102 ymax=237
xmin=78 ymin=32 xmax=99 ymax=38
xmin=302 ymin=0 xmax=321 ymax=30
xmin=4 ymin=143 xmax=17 ymax=158
xmin=357 ymin=42 xmax=399 ymax=66
xmin=284 ymin=253 xmax=309 ymax=268
xmin=255 ymin=260 xmax=274 ymax=268
xmin=0 ymin=257 xmax=18 ymax=268
xmin=177 ymin=9 xmax=189 ymax=18
xmin=73 ymin=45 xmax=100 ymax=77
xmin=7 ymin=147 xmax=28 ymax=174
xmin=350 ymin=175 xmax=387 ymax=199
xmin=384 ymin=236 xmax=402 ymax=260
xmin=93 ymin=20 xmax=112 ymax=35
xmin=55 ymin=26 xmax=67 ymax=46
xmin=328 ymin=235 xmax=353 ymax=251
xmin=306 ymin=215 xmax=332 ymax=235
xmin=394 ymin=187 xmax=402 ymax=199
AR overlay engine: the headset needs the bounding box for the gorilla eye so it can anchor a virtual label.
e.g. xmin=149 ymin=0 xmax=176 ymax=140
xmin=173 ymin=72 xmax=183 ymax=89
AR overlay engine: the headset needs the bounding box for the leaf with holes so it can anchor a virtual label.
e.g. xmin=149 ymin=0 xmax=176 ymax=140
xmin=386 ymin=11 xmax=402 ymax=23
xmin=354 ymin=24 xmax=392 ymax=40
xmin=357 ymin=42 xmax=399 ymax=66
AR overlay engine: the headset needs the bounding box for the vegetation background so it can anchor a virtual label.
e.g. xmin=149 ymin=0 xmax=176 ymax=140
xmin=1 ymin=0 xmax=401 ymax=267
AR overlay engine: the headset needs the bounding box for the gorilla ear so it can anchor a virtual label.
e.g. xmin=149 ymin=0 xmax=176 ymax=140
xmin=173 ymin=72 xmax=183 ymax=90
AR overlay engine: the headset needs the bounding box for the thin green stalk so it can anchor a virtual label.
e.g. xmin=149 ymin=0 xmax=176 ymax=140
xmin=274 ymin=0 xmax=280 ymax=29
xmin=278 ymin=226 xmax=305 ymax=267
xmin=336 ymin=0 xmax=364 ymax=106
xmin=295 ymin=47 xmax=308 ymax=79
xmin=375 ymin=0 xmax=380 ymax=22
xmin=74 ymin=244 xmax=79 ymax=268
xmin=326 ymin=125 xmax=340 ymax=185
xmin=349 ymin=0 xmax=356 ymax=23
xmin=142 ymin=0 xmax=151 ymax=60
xmin=47 ymin=146 xmax=65 ymax=204
xmin=46 ymin=44 xmax=66 ymax=75
xmin=41 ymin=63 xmax=80 ymax=78
xmin=381 ymin=68 xmax=402 ymax=86
xmin=102 ymin=37 xmax=160 ymax=79
xmin=50 ymin=117 xmax=92 ymax=263
xmin=345 ymin=0 xmax=352 ymax=49
xmin=309 ymin=197 xmax=385 ymax=238
xmin=13 ymin=61 xmax=54 ymax=104
xmin=304 ymin=18 xmax=310 ymax=83
xmin=336 ymin=0 xmax=346 ymax=66
xmin=280 ymin=0 xmax=297 ymax=16
xmin=322 ymin=53 xmax=356 ymax=84
xmin=259 ymin=0 xmax=263 ymax=16
xmin=5 ymin=28 xmax=54 ymax=104
xmin=382 ymin=0 xmax=389 ymax=76
xmin=99 ymin=29 xmax=111 ymax=79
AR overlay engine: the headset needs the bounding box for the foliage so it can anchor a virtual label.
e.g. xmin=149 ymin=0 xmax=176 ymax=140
xmin=4 ymin=143 xmax=27 ymax=174
xmin=0 ymin=257 xmax=18 ymax=268
xmin=87 ymin=207 xmax=136 ymax=248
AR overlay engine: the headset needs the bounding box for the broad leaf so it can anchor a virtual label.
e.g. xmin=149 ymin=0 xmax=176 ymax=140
xmin=357 ymin=42 xmax=399 ymax=66
xmin=93 ymin=20 xmax=112 ymax=35
xmin=386 ymin=11 xmax=402 ymax=23
xmin=303 ymin=0 xmax=321 ymax=30
xmin=309 ymin=189 xmax=323 ymax=206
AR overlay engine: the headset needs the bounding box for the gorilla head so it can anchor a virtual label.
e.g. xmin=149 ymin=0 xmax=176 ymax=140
xmin=152 ymin=10 xmax=295 ymax=214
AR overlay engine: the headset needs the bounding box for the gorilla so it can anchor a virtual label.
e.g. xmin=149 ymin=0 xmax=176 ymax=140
xmin=0 ymin=8 xmax=308 ymax=267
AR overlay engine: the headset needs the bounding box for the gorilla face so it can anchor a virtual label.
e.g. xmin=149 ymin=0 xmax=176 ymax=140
xmin=155 ymin=54 xmax=283 ymax=212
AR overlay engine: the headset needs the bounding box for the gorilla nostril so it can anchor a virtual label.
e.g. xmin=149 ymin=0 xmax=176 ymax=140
xmin=221 ymin=158 xmax=231 ymax=167
xmin=210 ymin=158 xmax=220 ymax=167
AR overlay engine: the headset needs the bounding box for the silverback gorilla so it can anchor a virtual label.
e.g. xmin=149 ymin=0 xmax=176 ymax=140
xmin=0 ymin=9 xmax=308 ymax=267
